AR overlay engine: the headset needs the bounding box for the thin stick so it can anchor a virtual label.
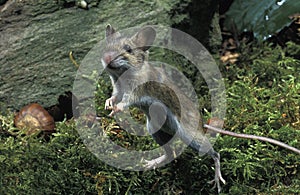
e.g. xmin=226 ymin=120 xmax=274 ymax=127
xmin=69 ymin=51 xmax=80 ymax=69
xmin=204 ymin=124 xmax=300 ymax=155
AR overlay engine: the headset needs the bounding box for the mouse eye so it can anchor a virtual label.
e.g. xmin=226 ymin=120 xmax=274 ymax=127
xmin=123 ymin=44 xmax=133 ymax=53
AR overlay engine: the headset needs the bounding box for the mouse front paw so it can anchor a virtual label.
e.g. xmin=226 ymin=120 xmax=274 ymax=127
xmin=105 ymin=96 xmax=116 ymax=110
xmin=108 ymin=102 xmax=125 ymax=117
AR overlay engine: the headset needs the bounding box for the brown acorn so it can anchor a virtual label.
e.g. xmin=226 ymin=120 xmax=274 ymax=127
xmin=14 ymin=103 xmax=55 ymax=135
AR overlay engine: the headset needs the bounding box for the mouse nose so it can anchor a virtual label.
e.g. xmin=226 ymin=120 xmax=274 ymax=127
xmin=103 ymin=51 xmax=117 ymax=65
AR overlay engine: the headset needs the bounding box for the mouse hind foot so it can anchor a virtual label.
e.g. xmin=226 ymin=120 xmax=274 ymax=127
xmin=208 ymin=150 xmax=226 ymax=193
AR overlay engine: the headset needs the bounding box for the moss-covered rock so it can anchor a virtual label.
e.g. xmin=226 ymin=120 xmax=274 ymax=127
xmin=2 ymin=0 xmax=213 ymax=111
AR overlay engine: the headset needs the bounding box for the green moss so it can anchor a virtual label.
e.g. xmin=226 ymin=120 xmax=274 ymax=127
xmin=219 ymin=42 xmax=300 ymax=193
xmin=1 ymin=3 xmax=299 ymax=192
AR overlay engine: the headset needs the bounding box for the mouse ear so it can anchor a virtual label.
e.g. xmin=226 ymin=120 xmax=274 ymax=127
xmin=105 ymin=24 xmax=120 ymax=42
xmin=132 ymin=26 xmax=156 ymax=51
xmin=106 ymin=24 xmax=115 ymax=37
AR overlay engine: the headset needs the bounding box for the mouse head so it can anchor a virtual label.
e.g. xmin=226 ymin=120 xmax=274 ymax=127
xmin=101 ymin=25 xmax=156 ymax=74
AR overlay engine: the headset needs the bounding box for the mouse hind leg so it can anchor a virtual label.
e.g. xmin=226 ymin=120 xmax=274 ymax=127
xmin=189 ymin=140 xmax=226 ymax=193
xmin=144 ymin=144 xmax=173 ymax=169
xmin=207 ymin=149 xmax=226 ymax=193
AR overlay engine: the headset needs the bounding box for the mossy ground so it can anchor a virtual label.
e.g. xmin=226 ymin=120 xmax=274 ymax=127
xmin=1 ymin=42 xmax=299 ymax=194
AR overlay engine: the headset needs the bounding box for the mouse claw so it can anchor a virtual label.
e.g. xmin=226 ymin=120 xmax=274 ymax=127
xmin=144 ymin=154 xmax=168 ymax=170
xmin=208 ymin=175 xmax=226 ymax=193
xmin=107 ymin=102 xmax=125 ymax=117
xmin=105 ymin=96 xmax=116 ymax=110
xmin=144 ymin=159 xmax=158 ymax=170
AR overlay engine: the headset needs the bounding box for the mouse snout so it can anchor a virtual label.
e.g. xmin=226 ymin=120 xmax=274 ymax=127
xmin=102 ymin=51 xmax=118 ymax=66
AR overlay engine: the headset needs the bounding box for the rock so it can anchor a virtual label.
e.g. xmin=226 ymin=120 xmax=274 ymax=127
xmin=0 ymin=0 xmax=219 ymax=112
